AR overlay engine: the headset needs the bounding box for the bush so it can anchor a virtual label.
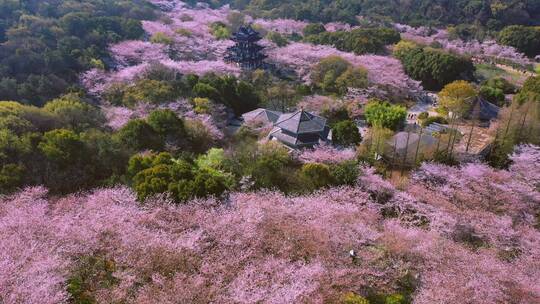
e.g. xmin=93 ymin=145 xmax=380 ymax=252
xmin=303 ymin=23 xmax=326 ymax=36
xmin=116 ymin=119 xmax=163 ymax=151
xmin=147 ymin=109 xmax=187 ymax=147
xmin=300 ymin=163 xmax=334 ymax=190
xmin=330 ymin=160 xmax=359 ymax=186
xmin=123 ymin=79 xmax=177 ymax=106
xmin=193 ymin=97 xmax=211 ymax=114
xmin=210 ymin=22 xmax=231 ymax=40
xmin=364 ymin=100 xmax=407 ymax=131
xmin=333 ymin=120 xmax=362 ymax=147
xmin=150 ymin=32 xmax=173 ymax=45
xmin=514 ymin=76 xmax=540 ymax=105
xmin=312 ymin=56 xmax=368 ymax=94
xmin=267 ymin=31 xmax=289 ymax=47
xmin=341 ymin=292 xmax=369 ymax=304
xmin=420 ymin=116 xmax=448 ymax=127
xmin=417 ymin=112 xmax=429 ymax=120
xmin=479 ymin=85 xmax=505 ymax=106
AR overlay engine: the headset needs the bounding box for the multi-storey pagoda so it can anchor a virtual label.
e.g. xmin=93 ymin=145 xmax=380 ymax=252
xmin=225 ymin=25 xmax=267 ymax=69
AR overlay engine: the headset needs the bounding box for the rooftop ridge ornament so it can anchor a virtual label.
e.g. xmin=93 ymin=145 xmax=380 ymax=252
xmin=225 ymin=24 xmax=267 ymax=70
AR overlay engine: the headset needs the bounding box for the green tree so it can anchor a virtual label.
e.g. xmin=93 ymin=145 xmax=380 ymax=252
xmin=150 ymin=32 xmax=173 ymax=44
xmin=133 ymin=164 xmax=173 ymax=201
xmin=306 ymin=27 xmax=400 ymax=55
xmin=116 ymin=119 xmax=163 ymax=151
xmin=191 ymin=168 xmax=230 ymax=198
xmin=311 ymin=56 xmax=351 ymax=93
xmin=147 ymin=109 xmax=187 ymax=148
xmin=303 ymin=23 xmax=326 ymax=36
xmin=479 ymin=86 xmax=505 ymax=106
xmin=249 ymin=142 xmax=293 ymax=190
xmin=234 ymin=81 xmax=260 ymax=115
xmin=0 ymin=164 xmax=25 ymax=193
xmin=514 ymin=76 xmax=540 ymax=105
xmin=498 ymin=26 xmax=540 ymax=57
xmin=38 ymin=129 xmax=84 ymax=165
xmin=333 ymin=120 xmax=362 ymax=147
xmin=267 ymin=31 xmax=288 ymax=47
xmin=210 ymin=22 xmax=231 ymax=39
xmin=335 ymin=66 xmax=369 ymax=94
xmin=43 ymin=94 xmax=105 ymax=131
xmin=364 ymin=100 xmax=407 ymax=131
xmin=395 ymin=46 xmax=475 ymax=90
xmin=300 ymin=163 xmax=334 ymax=190
xmin=123 ymin=79 xmax=177 ymax=106
xmin=438 ymin=80 xmax=477 ymax=117
xmin=330 ymin=160 xmax=358 ymax=186
xmin=341 ymin=292 xmax=369 ymax=304
xmin=192 ymin=82 xmax=221 ymax=102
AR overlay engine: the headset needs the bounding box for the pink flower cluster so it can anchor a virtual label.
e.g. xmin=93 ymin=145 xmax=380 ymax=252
xmin=110 ymin=40 xmax=169 ymax=66
xmin=252 ymin=18 xmax=308 ymax=35
xmin=297 ymin=95 xmax=340 ymax=114
xmin=81 ymin=1 xmax=241 ymax=96
xmin=395 ymin=23 xmax=532 ymax=66
xmin=324 ymin=22 xmax=358 ymax=32
xmin=267 ymin=42 xmax=422 ymax=99
xmin=159 ymin=59 xmax=240 ymax=76
xmin=298 ymin=143 xmax=357 ymax=164
xmin=101 ymin=98 xmax=226 ymax=140
xmin=2 ymin=146 xmax=539 ymax=303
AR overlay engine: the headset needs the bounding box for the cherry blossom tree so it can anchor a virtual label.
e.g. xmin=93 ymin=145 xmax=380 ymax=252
xmin=2 ymin=146 xmax=539 ymax=303
xmin=267 ymin=42 xmax=422 ymax=100
xmin=298 ymin=143 xmax=357 ymax=164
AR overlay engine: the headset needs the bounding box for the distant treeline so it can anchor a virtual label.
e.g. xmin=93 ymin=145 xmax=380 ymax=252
xmin=204 ymin=0 xmax=540 ymax=28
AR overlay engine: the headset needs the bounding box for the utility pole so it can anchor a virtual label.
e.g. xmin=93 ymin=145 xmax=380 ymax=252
xmin=414 ymin=127 xmax=423 ymax=165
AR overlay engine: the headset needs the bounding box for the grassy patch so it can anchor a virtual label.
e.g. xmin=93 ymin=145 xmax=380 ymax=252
xmin=474 ymin=63 xmax=528 ymax=86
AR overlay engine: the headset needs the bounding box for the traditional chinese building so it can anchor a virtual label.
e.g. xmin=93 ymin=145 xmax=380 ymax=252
xmin=269 ymin=110 xmax=331 ymax=149
xmin=225 ymin=25 xmax=267 ymax=69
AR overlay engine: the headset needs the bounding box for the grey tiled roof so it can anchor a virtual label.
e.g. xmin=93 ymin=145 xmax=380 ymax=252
xmin=269 ymin=127 xmax=298 ymax=147
xmin=391 ymin=131 xmax=438 ymax=151
xmin=242 ymin=108 xmax=282 ymax=123
xmin=470 ymin=97 xmax=500 ymax=121
xmin=274 ymin=110 xmax=327 ymax=134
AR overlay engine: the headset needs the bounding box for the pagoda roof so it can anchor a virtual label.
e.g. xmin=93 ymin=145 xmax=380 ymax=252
xmin=231 ymin=25 xmax=262 ymax=42
xmin=274 ymin=110 xmax=328 ymax=135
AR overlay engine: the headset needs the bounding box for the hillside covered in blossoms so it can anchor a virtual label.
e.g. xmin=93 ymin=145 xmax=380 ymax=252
xmin=2 ymin=145 xmax=539 ymax=304
xmin=1 ymin=0 xmax=540 ymax=303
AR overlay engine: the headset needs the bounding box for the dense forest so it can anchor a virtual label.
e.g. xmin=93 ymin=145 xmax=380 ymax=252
xmin=0 ymin=0 xmax=156 ymax=105
xmin=205 ymin=0 xmax=540 ymax=27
